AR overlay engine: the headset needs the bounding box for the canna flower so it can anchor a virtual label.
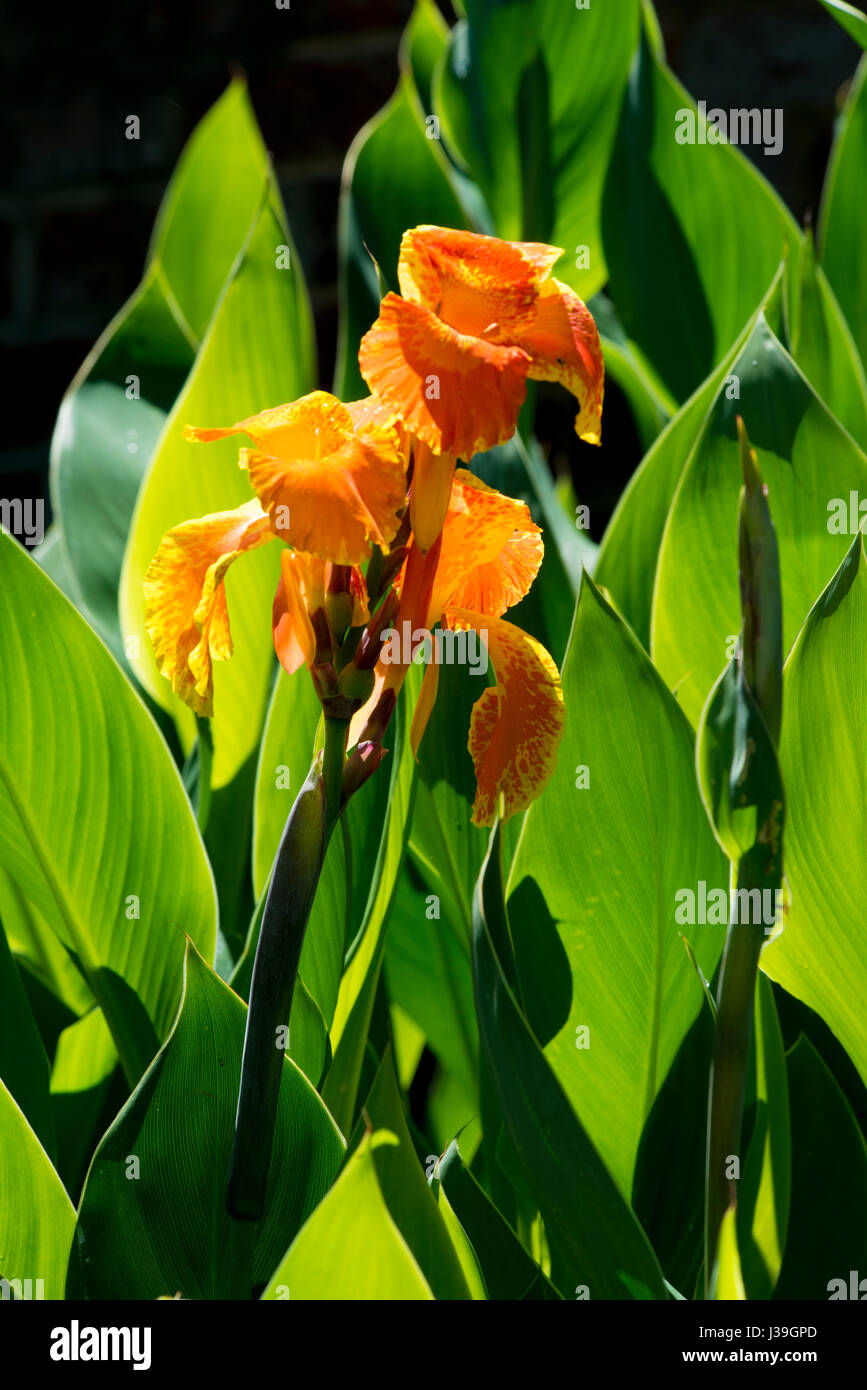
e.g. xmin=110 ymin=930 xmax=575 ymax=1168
xmin=145 ymin=392 xmax=401 ymax=718
xmin=184 ymin=390 xmax=407 ymax=566
xmin=352 ymin=469 xmax=566 ymax=826
xmin=358 ymin=226 xmax=604 ymax=549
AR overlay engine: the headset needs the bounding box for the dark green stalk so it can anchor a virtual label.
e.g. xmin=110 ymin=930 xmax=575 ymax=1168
xmin=224 ymin=718 xmax=348 ymax=1293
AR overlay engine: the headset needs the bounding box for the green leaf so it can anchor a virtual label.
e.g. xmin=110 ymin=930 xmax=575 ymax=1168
xmin=49 ymin=266 xmax=194 ymax=661
xmin=785 ymin=233 xmax=867 ymax=451
xmin=69 ymin=943 xmax=344 ymax=1299
xmin=385 ymin=862 xmax=478 ymax=1104
xmin=737 ymin=974 xmax=791 ymax=1299
xmin=334 ymin=53 xmax=468 ymax=401
xmin=0 ymin=1077 xmax=75 ymax=1299
xmin=0 ymin=915 xmax=54 ymax=1157
xmin=762 ymin=534 xmax=867 ymax=1088
xmin=0 ymin=533 xmax=217 ymax=1084
xmin=120 ymin=192 xmax=315 ymax=789
xmin=818 ymin=0 xmax=867 ymax=50
xmin=652 ymin=317 xmax=867 ymax=727
xmin=261 ymin=1131 xmax=434 ymax=1300
xmin=595 ymin=268 xmax=785 ymax=650
xmin=602 ymin=23 xmax=798 ymax=404
xmin=473 ymin=822 xmax=668 ymax=1300
xmin=437 ymin=1139 xmax=560 ymax=1299
xmin=435 ymin=0 xmax=641 ymax=297
xmin=696 ymin=661 xmax=785 ymax=867
xmin=708 ymin=1206 xmax=746 ymax=1300
xmin=819 ymin=55 xmax=867 ymax=370
xmin=356 ymin=1047 xmax=474 ymax=1299
xmin=50 ymin=1008 xmax=121 ymax=1204
xmin=147 ymin=80 xmax=273 ymax=342
xmin=508 ymin=575 xmax=727 ymax=1198
xmin=774 ymin=1037 xmax=867 ymax=1299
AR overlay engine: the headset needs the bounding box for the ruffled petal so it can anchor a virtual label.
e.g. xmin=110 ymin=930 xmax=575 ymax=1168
xmin=427 ymin=469 xmax=543 ymax=623
xmin=446 ymin=609 xmax=565 ymax=826
xmin=359 ymin=293 xmax=529 ymax=460
xmin=144 ymin=500 xmax=273 ymax=717
xmin=397 ymin=226 xmax=542 ymax=340
xmin=515 ymin=277 xmax=605 ymax=445
xmin=187 ymin=391 xmax=407 ymax=566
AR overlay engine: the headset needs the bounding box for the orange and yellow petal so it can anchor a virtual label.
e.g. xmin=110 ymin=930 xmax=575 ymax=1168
xmin=396 ymin=226 xmax=542 ymax=341
xmin=515 ymin=277 xmax=605 ymax=445
xmin=272 ymin=550 xmax=327 ymax=675
xmin=359 ymin=293 xmax=530 ymax=460
xmin=144 ymin=500 xmax=273 ymax=717
xmin=185 ymin=391 xmax=351 ymax=459
xmin=428 ymin=469 xmax=543 ymax=624
xmin=445 ymin=609 xmax=565 ymax=826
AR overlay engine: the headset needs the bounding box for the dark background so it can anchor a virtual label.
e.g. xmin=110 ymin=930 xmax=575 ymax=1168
xmin=1 ymin=0 xmax=860 ymax=532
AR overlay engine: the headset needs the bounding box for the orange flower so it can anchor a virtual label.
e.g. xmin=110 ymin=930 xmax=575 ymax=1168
xmin=358 ymin=226 xmax=604 ymax=548
xmin=185 ymin=390 xmax=407 ymax=566
xmin=144 ymin=500 xmax=273 ymax=717
xmin=350 ymin=467 xmax=563 ymax=825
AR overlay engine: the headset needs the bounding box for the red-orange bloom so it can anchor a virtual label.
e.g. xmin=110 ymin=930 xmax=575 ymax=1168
xmin=358 ymin=226 xmax=604 ymax=462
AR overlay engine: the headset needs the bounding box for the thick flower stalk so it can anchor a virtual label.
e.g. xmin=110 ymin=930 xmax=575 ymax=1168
xmin=143 ymin=225 xmax=603 ymax=1295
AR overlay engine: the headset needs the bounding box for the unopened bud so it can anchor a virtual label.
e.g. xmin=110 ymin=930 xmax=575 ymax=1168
xmin=356 ymin=592 xmax=400 ymax=670
xmin=337 ymin=663 xmax=376 ymax=703
xmin=342 ymin=739 xmax=388 ymax=801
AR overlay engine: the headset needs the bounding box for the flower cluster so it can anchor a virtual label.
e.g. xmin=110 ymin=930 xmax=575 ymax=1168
xmin=144 ymin=226 xmax=604 ymax=825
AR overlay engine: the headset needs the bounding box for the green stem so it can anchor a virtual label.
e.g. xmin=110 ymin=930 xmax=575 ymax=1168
xmin=704 ymin=853 xmax=765 ymax=1296
xmin=223 ymin=718 xmax=349 ymax=1296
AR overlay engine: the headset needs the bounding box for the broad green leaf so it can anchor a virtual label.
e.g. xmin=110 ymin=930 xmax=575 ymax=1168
xmin=774 ymin=1038 xmax=867 ymax=1299
xmin=508 ymin=576 xmax=727 ymax=1198
xmin=602 ymin=24 xmax=798 ymax=404
xmin=0 ymin=1077 xmax=75 ymax=1299
xmin=402 ymin=0 xmax=450 ymax=113
xmin=437 ymin=1139 xmax=560 ymax=1299
xmin=435 ymin=0 xmax=641 ymax=298
xmin=120 ymin=193 xmax=315 ymax=789
xmin=652 ymin=317 xmax=867 ymax=726
xmin=357 ymin=1047 xmax=474 ymax=1299
xmin=49 ymin=263 xmax=194 ymax=660
xmin=385 ymin=862 xmax=478 ymax=1104
xmin=0 ymin=533 xmax=217 ymax=1084
xmin=819 ymin=55 xmax=867 ymax=370
xmin=148 ymin=80 xmax=273 ymax=342
xmin=595 ymin=268 xmax=785 ymax=649
xmin=334 ymin=48 xmax=468 ymax=400
xmin=762 ymin=535 xmax=867 ymax=1087
xmin=819 ymin=0 xmax=867 ymax=50
xmin=261 ymin=1131 xmax=434 ymax=1300
xmin=0 ymin=914 xmax=53 ymax=1156
xmin=632 ymin=1004 xmax=714 ymax=1299
xmin=709 ymin=1206 xmax=746 ymax=1300
xmin=474 ymin=823 xmax=668 ymax=1300
xmin=69 ymin=943 xmax=343 ymax=1299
